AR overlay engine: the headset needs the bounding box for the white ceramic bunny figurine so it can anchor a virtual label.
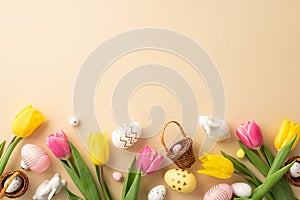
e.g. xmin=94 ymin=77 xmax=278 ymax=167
xmin=33 ymin=173 xmax=67 ymax=200
xmin=199 ymin=116 xmax=230 ymax=141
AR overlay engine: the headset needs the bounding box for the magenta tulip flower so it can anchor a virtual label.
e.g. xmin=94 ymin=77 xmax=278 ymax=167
xmin=236 ymin=120 xmax=263 ymax=149
xmin=136 ymin=146 xmax=163 ymax=175
xmin=46 ymin=130 xmax=71 ymax=159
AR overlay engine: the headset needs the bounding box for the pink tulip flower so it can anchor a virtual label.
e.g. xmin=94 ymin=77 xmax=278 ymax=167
xmin=236 ymin=120 xmax=263 ymax=149
xmin=136 ymin=146 xmax=163 ymax=175
xmin=46 ymin=130 xmax=71 ymax=159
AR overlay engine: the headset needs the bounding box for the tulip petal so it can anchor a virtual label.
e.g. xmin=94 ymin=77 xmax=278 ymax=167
xmin=236 ymin=127 xmax=254 ymax=149
xmin=203 ymin=155 xmax=234 ymax=173
xmin=199 ymin=155 xmax=209 ymax=163
xmin=198 ymin=154 xmax=234 ymax=179
xmin=136 ymin=146 xmax=152 ymax=172
xmin=274 ymin=119 xmax=290 ymax=150
xmin=11 ymin=105 xmax=46 ymax=138
xmin=136 ymin=146 xmax=163 ymax=175
xmin=47 ymin=131 xmax=71 ymax=159
xmin=144 ymin=154 xmax=163 ymax=174
xmin=88 ymin=132 xmax=110 ymax=165
xmin=280 ymin=129 xmax=297 ymax=149
xmin=248 ymin=122 xmax=263 ymax=148
xmin=197 ymin=169 xmax=232 ymax=179
xmin=291 ymin=125 xmax=300 ymax=150
xmin=236 ymin=120 xmax=263 ymax=149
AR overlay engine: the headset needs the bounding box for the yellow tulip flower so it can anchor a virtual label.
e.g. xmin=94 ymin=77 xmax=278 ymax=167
xmin=11 ymin=105 xmax=46 ymax=138
xmin=88 ymin=132 xmax=110 ymax=166
xmin=274 ymin=118 xmax=300 ymax=151
xmin=197 ymin=154 xmax=234 ymax=179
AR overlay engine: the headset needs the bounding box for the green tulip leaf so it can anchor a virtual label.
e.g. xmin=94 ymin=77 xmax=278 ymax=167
xmin=267 ymin=135 xmax=296 ymax=177
xmin=252 ymin=161 xmax=295 ymax=200
xmin=0 ymin=137 xmax=23 ymax=176
xmin=238 ymin=141 xmax=269 ymax=176
xmin=61 ymin=160 xmax=81 ymax=188
xmin=0 ymin=140 xmax=5 ymax=158
xmin=221 ymin=151 xmax=275 ymax=200
xmin=64 ymin=187 xmax=83 ymax=200
xmin=124 ymin=168 xmax=141 ymax=200
xmin=221 ymin=151 xmax=256 ymax=178
xmin=122 ymin=157 xmax=141 ymax=200
xmin=271 ymin=178 xmax=297 ymax=200
xmin=67 ymin=142 xmax=101 ymax=200
xmin=261 ymin=144 xmax=274 ymax=166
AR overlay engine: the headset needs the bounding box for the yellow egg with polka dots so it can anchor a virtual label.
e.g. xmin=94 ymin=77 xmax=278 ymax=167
xmin=164 ymin=168 xmax=197 ymax=193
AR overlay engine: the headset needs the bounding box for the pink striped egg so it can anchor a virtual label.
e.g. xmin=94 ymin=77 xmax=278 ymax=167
xmin=20 ymin=144 xmax=51 ymax=173
xmin=204 ymin=183 xmax=233 ymax=200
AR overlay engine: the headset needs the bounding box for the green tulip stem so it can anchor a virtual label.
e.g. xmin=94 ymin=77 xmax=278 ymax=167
xmin=257 ymin=147 xmax=268 ymax=165
xmin=100 ymin=166 xmax=111 ymax=199
xmin=95 ymin=165 xmax=111 ymax=200
xmin=95 ymin=165 xmax=104 ymax=200
xmin=66 ymin=158 xmax=78 ymax=177
xmin=0 ymin=136 xmax=23 ymax=175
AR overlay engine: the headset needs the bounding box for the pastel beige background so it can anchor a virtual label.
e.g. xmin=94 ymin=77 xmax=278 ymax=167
xmin=1 ymin=0 xmax=300 ymax=199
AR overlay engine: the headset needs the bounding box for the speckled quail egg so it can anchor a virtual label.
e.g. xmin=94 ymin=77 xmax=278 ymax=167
xmin=148 ymin=185 xmax=166 ymax=200
xmin=4 ymin=175 xmax=23 ymax=193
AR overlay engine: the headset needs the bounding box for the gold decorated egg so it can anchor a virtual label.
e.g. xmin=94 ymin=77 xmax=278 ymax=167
xmin=164 ymin=169 xmax=196 ymax=193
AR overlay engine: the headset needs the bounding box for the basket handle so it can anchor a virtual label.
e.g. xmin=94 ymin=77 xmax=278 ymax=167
xmin=0 ymin=171 xmax=20 ymax=198
xmin=160 ymin=121 xmax=187 ymax=153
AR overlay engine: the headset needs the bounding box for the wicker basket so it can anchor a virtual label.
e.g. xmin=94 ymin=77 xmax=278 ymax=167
xmin=285 ymin=156 xmax=300 ymax=187
xmin=0 ymin=170 xmax=29 ymax=198
xmin=160 ymin=121 xmax=196 ymax=169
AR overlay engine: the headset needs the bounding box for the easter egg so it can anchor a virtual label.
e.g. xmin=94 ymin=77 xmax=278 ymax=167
xmin=69 ymin=117 xmax=80 ymax=127
xmin=112 ymin=122 xmax=142 ymax=148
xmin=4 ymin=175 xmax=23 ymax=193
xmin=0 ymin=170 xmax=29 ymax=198
xmin=112 ymin=172 xmax=123 ymax=181
xmin=231 ymin=182 xmax=252 ymax=198
xmin=148 ymin=185 xmax=166 ymax=200
xmin=21 ymin=144 xmax=51 ymax=173
xmin=204 ymin=183 xmax=233 ymax=200
xmin=164 ymin=169 xmax=196 ymax=193
xmin=172 ymin=144 xmax=182 ymax=153
xmin=289 ymin=161 xmax=300 ymax=178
